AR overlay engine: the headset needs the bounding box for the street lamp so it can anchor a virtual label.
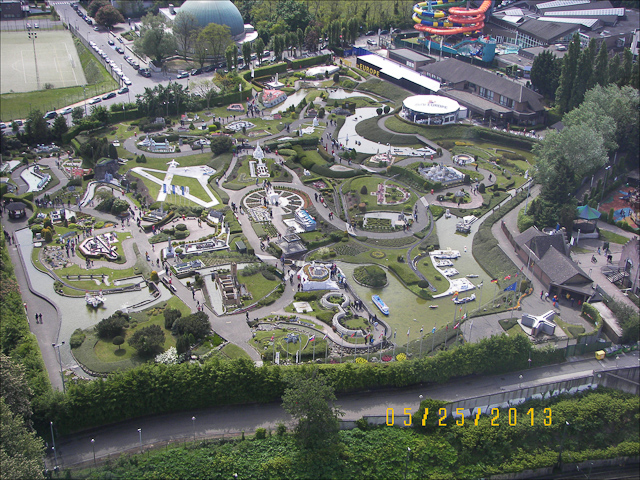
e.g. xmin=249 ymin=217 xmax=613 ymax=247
xmin=519 ymin=374 xmax=523 ymax=389
xmin=50 ymin=422 xmax=58 ymax=470
xmin=91 ymin=439 xmax=96 ymax=467
xmin=192 ymin=416 xmax=196 ymax=441
xmin=52 ymin=342 xmax=66 ymax=393
xmin=404 ymin=447 xmax=411 ymax=480
xmin=137 ymin=428 xmax=142 ymax=452
xmin=600 ymin=165 xmax=611 ymax=204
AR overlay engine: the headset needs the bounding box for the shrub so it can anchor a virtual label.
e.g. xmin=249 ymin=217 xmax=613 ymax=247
xmin=112 ymin=336 xmax=125 ymax=351
xmin=150 ymin=270 xmax=159 ymax=282
xmin=478 ymin=183 xmax=486 ymax=194
xmin=69 ymin=329 xmax=86 ymax=348
xmin=255 ymin=428 xmax=267 ymax=439
xmin=175 ymin=223 xmax=188 ymax=231
xmin=276 ymin=423 xmax=287 ymax=436
xmin=95 ymin=311 xmax=128 ymax=339
xmin=360 ymin=185 xmax=368 ymax=195
xmin=171 ymin=311 xmax=211 ymax=341
xmin=164 ymin=307 xmax=182 ymax=330
xmin=211 ymin=135 xmax=233 ymax=154
xmin=128 ymin=325 xmax=165 ymax=356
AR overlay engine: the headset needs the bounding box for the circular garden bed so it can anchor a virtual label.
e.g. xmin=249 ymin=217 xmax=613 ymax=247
xmin=353 ymin=264 xmax=388 ymax=288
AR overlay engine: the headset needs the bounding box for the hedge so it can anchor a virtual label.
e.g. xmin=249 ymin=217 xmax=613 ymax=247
xmin=47 ymin=334 xmax=565 ymax=434
xmin=243 ymin=63 xmax=289 ymax=83
xmin=214 ymin=88 xmax=253 ymax=107
xmin=289 ymin=54 xmax=331 ymax=70
xmin=142 ymin=211 xmax=175 ymax=233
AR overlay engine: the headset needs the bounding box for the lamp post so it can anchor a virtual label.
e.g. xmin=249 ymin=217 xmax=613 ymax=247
xmin=404 ymin=447 xmax=411 ymax=480
xmin=91 ymin=439 xmax=96 ymax=467
xmin=600 ymin=165 xmax=611 ymax=204
xmin=50 ymin=422 xmax=58 ymax=470
xmin=558 ymin=421 xmax=570 ymax=467
xmin=519 ymin=374 xmax=523 ymax=389
xmin=52 ymin=342 xmax=66 ymax=393
xmin=28 ymin=31 xmax=40 ymax=90
xmin=419 ymin=326 xmax=424 ymax=358
xmin=137 ymin=428 xmax=142 ymax=453
xmin=192 ymin=416 xmax=196 ymax=441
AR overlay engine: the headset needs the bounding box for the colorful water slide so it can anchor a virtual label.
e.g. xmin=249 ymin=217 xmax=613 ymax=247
xmin=412 ymin=0 xmax=492 ymax=36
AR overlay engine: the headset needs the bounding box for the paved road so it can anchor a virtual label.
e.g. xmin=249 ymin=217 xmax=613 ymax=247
xmin=49 ymin=353 xmax=638 ymax=469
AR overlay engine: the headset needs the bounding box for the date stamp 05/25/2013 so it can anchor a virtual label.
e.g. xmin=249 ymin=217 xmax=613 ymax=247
xmin=384 ymin=407 xmax=553 ymax=428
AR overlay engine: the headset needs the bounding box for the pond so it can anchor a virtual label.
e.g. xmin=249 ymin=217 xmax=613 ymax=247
xmin=269 ymin=90 xmax=308 ymax=114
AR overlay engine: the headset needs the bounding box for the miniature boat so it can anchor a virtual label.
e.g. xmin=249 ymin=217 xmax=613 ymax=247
xmin=85 ymin=291 xmax=105 ymax=308
xmin=453 ymin=293 xmax=476 ymax=305
xmin=429 ymin=305 xmax=438 ymax=309
xmin=466 ymin=274 xmax=479 ymax=278
xmin=372 ymin=295 xmax=389 ymax=315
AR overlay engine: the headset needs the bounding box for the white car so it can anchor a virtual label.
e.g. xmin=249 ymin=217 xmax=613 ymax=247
xmin=60 ymin=107 xmax=73 ymax=115
xmin=122 ymin=77 xmax=132 ymax=85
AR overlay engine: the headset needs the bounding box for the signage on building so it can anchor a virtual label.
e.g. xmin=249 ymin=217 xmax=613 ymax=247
xmin=357 ymin=61 xmax=380 ymax=77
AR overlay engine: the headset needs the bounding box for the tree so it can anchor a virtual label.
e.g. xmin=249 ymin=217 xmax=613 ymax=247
xmin=569 ymin=48 xmax=594 ymax=110
xmin=282 ymin=371 xmax=343 ymax=449
xmin=134 ymin=13 xmax=177 ymax=66
xmin=128 ymin=325 xmax=165 ymax=356
xmin=555 ymin=33 xmax=581 ymax=114
xmin=95 ymin=311 xmax=128 ymax=339
xmin=593 ymin=42 xmax=608 ymax=87
xmin=95 ymin=5 xmax=124 ymax=29
xmin=254 ymin=37 xmax=265 ymax=65
xmin=619 ymin=48 xmax=633 ymax=87
xmin=225 ymin=43 xmax=236 ymax=72
xmin=171 ymin=311 xmax=211 ymax=341
xmin=112 ymin=336 xmax=124 ymax=351
xmin=23 ymin=109 xmax=49 ymax=145
xmin=71 ymin=106 xmax=84 ymax=125
xmin=304 ymin=24 xmax=320 ymax=52
xmin=198 ymin=23 xmax=232 ymax=64
xmin=190 ymin=78 xmax=218 ymax=109
xmin=163 ymin=307 xmax=182 ymax=330
xmin=211 ymin=135 xmax=233 ymax=154
xmin=191 ymin=34 xmax=208 ymax=68
xmin=0 ymin=399 xmax=45 ymax=480
xmin=273 ymin=34 xmax=284 ymax=60
xmin=297 ymin=28 xmax=304 ymax=52
xmin=87 ymin=0 xmax=109 ymax=17
xmin=90 ymin=105 xmax=110 ymax=124
xmin=242 ymin=41 xmax=252 ymax=67
xmin=173 ymin=11 xmax=199 ymax=58
xmin=530 ymin=50 xmax=560 ymax=97
xmin=0 ymin=355 xmax=32 ymax=422
xmin=608 ymin=53 xmax=621 ymax=86
xmin=50 ymin=115 xmax=68 ymax=141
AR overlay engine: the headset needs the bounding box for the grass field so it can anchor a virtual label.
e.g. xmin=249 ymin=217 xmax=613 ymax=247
xmin=1 ymin=35 xmax=118 ymax=120
xmin=356 ymin=77 xmax=411 ymax=105
xmin=0 ymin=30 xmax=86 ymax=94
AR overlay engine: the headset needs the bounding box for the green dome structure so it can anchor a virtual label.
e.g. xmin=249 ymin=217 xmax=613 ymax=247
xmin=178 ymin=0 xmax=245 ymax=39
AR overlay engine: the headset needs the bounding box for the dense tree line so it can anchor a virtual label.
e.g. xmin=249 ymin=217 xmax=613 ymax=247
xmin=43 ymin=334 xmax=564 ymax=434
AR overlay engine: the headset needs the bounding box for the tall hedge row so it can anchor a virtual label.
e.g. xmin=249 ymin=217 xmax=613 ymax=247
xmin=51 ymin=334 xmax=562 ymax=434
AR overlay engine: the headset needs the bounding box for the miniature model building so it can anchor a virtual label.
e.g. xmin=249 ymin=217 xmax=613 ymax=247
xmin=521 ymin=310 xmax=557 ymax=337
xmin=214 ymin=263 xmax=243 ymax=308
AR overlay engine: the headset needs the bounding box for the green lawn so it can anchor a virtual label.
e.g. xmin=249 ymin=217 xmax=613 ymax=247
xmin=220 ymin=343 xmax=251 ymax=360
xmin=346 ymin=176 xmax=417 ymax=213
xmin=250 ymin=330 xmax=328 ymax=360
xmin=599 ymin=229 xmax=631 ymax=245
xmin=355 ymin=117 xmax=424 ymax=147
xmin=241 ymin=272 xmax=281 ymax=303
xmin=356 ymin=77 xmax=411 ymax=104
xmin=223 ymin=156 xmax=292 ymax=189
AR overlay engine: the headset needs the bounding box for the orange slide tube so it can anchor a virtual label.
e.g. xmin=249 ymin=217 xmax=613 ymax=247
xmin=413 ymin=0 xmax=491 ymax=36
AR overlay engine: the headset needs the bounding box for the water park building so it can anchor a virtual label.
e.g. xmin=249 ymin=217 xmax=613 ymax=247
xmin=387 ymin=48 xmax=434 ymax=71
xmin=419 ymin=58 xmax=545 ymax=126
xmin=356 ymin=55 xmax=440 ymax=95
xmin=401 ymin=95 xmax=466 ymax=125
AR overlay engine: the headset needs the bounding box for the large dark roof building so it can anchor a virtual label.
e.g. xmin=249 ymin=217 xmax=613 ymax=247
xmin=509 ymin=226 xmax=594 ymax=302
xmin=418 ymin=58 xmax=545 ymax=126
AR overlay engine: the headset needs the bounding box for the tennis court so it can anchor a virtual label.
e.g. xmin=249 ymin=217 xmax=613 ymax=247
xmin=0 ymin=30 xmax=86 ymax=94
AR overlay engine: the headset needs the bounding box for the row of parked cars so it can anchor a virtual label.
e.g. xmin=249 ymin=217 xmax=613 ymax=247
xmin=73 ymin=2 xmax=93 ymax=25
xmin=88 ymin=40 xmax=132 ymax=86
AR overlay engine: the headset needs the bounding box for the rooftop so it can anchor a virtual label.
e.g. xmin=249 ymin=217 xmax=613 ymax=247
xmin=357 ymin=55 xmax=440 ymax=93
xmin=389 ymin=48 xmax=432 ymax=62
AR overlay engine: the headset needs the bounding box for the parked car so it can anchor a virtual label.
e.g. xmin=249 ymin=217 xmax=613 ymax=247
xmin=115 ymin=46 xmax=124 ymax=54
xmin=34 ymin=23 xmax=39 ymax=29
xmin=60 ymin=107 xmax=73 ymax=115
xmin=138 ymin=68 xmax=151 ymax=77
xmin=380 ymin=29 xmax=389 ymax=35
xmin=86 ymin=18 xmax=93 ymax=25
xmin=43 ymin=111 xmax=57 ymax=119
xmin=203 ymin=64 xmax=216 ymax=72
xmin=392 ymin=28 xmax=401 ymax=34
xmin=366 ymin=30 xmax=375 ymax=36
xmin=118 ymin=86 xmax=129 ymax=94
xmin=102 ymin=92 xmax=116 ymax=100
xmin=88 ymin=97 xmax=101 ymax=104
xmin=108 ymin=39 xmax=115 ymax=46
xmin=367 ymin=39 xmax=377 ymax=46
xmin=176 ymin=71 xmax=189 ymax=79
xmin=122 ymin=77 xmax=132 ymax=85
xmin=191 ymin=68 xmax=202 ymax=75
xmin=118 ymin=37 xmax=124 ymax=44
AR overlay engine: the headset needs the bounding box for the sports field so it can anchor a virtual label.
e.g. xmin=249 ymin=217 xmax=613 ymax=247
xmin=0 ymin=30 xmax=86 ymax=94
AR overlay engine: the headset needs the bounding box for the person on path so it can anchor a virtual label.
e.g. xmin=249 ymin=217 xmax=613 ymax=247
xmin=540 ymin=290 xmax=544 ymax=300
xmin=246 ymin=311 xmax=249 ymax=321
